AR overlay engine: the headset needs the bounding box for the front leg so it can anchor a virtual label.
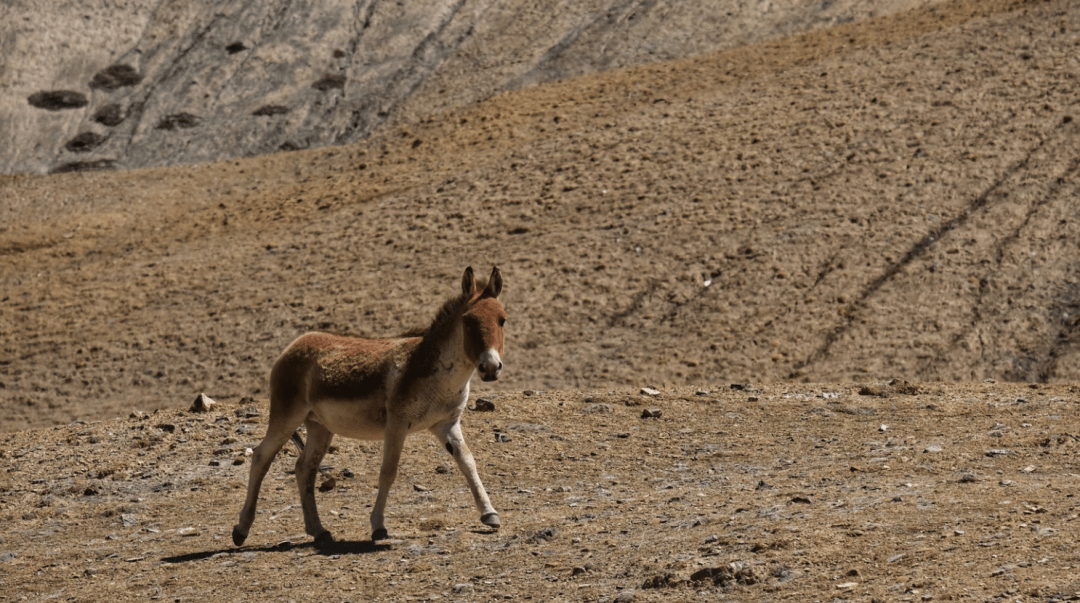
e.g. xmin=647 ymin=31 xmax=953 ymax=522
xmin=370 ymin=420 xmax=408 ymax=541
xmin=431 ymin=421 xmax=500 ymax=529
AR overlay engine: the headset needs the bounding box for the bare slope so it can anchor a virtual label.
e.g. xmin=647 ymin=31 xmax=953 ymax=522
xmin=2 ymin=0 xmax=1080 ymax=431
xmin=2 ymin=0 xmax=933 ymax=175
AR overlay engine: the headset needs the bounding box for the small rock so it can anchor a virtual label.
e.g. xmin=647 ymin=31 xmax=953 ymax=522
xmin=923 ymin=445 xmax=943 ymax=453
xmin=232 ymin=458 xmax=245 ymax=466
xmin=837 ymin=582 xmax=858 ymax=590
xmin=189 ymin=393 xmax=217 ymax=413
xmin=413 ymin=484 xmax=430 ymax=492
xmin=614 ymin=590 xmax=636 ymax=603
xmin=523 ymin=390 xmax=542 ymax=396
xmin=641 ymin=408 xmax=662 ymax=419
xmin=342 ymin=468 xmax=355 ymax=478
xmin=0 ymin=552 xmax=17 ymax=564
xmin=583 ymin=403 xmax=612 ymax=414
xmin=879 ymin=424 xmax=888 ymax=432
xmin=999 ymin=479 xmax=1015 ymax=487
xmin=452 ymin=584 xmax=473 ymax=594
xmin=176 ymin=527 xmax=199 ymax=537
xmin=495 ymin=432 xmax=513 ymax=443
xmin=472 ymin=398 xmax=496 ymax=412
xmin=531 ymin=527 xmax=558 ymax=542
xmin=319 ymin=477 xmax=337 ymax=492
xmin=790 ymin=496 xmax=813 ymax=504
xmin=208 ymin=459 xmax=221 ymax=467
xmin=434 ymin=465 xmax=451 ymax=475
xmin=985 ymin=449 xmax=1010 ymax=457
xmin=571 ymin=566 xmax=588 ymax=576
xmin=640 ymin=387 xmax=660 ymax=397
xmin=1019 ymin=465 xmax=1036 ymax=474
xmin=121 ymin=513 xmax=138 ymax=527
xmin=755 ymin=480 xmax=773 ymax=490
xmin=959 ymin=472 xmax=978 ymax=483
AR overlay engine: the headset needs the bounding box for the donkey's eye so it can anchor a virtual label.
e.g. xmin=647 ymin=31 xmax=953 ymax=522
xmin=498 ymin=317 xmax=506 ymax=327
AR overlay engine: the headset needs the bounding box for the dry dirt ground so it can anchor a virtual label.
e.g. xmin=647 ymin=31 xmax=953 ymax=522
xmin=1 ymin=385 xmax=1079 ymax=602
xmin=3 ymin=0 xmax=1080 ymax=600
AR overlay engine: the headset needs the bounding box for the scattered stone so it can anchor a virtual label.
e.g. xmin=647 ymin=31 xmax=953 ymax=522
xmin=583 ymin=403 xmax=612 ymax=414
xmin=690 ymin=561 xmax=757 ymax=587
xmin=157 ymin=112 xmax=200 ymax=130
xmin=886 ymin=553 xmax=904 ymax=563
xmin=985 ymin=449 xmax=1010 ymax=457
xmin=51 ymin=159 xmax=117 ymax=173
xmin=28 ymin=90 xmax=88 ymax=110
xmin=790 ymin=496 xmax=813 ymax=504
xmin=413 ymin=484 xmax=430 ymax=492
xmin=879 ymin=424 xmax=888 ymax=432
xmin=189 ymin=393 xmax=217 ymax=412
xmin=452 ymin=584 xmax=473 ymax=594
xmin=756 ymin=480 xmax=773 ymax=490
xmin=65 ymin=132 xmax=105 ymax=153
xmin=1020 ymin=465 xmax=1036 ymax=474
xmin=472 ymin=398 xmax=496 ymax=412
xmin=225 ymin=41 xmax=247 ymax=54
xmin=571 ymin=566 xmax=588 ymax=576
xmin=614 ymin=589 xmax=636 ymax=603
xmin=959 ymin=472 xmax=978 ymax=483
xmin=641 ymin=408 xmax=662 ymax=419
xmin=208 ymin=459 xmax=221 ymax=467
xmin=342 ymin=468 xmax=355 ymax=478
xmin=923 ymin=445 xmax=943 ymax=453
xmin=319 ymin=477 xmax=337 ymax=492
xmin=640 ymin=387 xmax=661 ymax=397
xmin=89 ymin=64 xmax=143 ymax=90
xmin=312 ymin=74 xmax=346 ymax=91
xmin=176 ymin=527 xmax=199 ymax=537
xmin=999 ymin=480 xmax=1015 ymax=487
xmin=837 ymin=581 xmax=859 ymax=590
xmin=531 ymin=527 xmax=558 ymax=542
xmin=156 ymin=423 xmax=176 ymax=433
xmin=858 ymin=385 xmax=883 ymax=396
xmin=523 ymin=390 xmax=543 ymax=396
xmin=434 ymin=465 xmax=451 ymax=475
xmin=232 ymin=458 xmax=245 ymax=466
xmin=0 ymin=552 xmax=17 ymax=564
xmin=729 ymin=383 xmax=750 ymax=391
xmin=121 ymin=513 xmax=137 ymax=527
xmin=495 ymin=432 xmax=512 ymax=443
xmin=252 ymin=104 xmax=290 ymax=116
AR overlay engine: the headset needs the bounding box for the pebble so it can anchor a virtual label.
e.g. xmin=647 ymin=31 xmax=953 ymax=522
xmin=472 ymin=398 xmax=496 ymax=412
xmin=923 ymin=445 xmax=943 ymax=453
xmin=985 ymin=449 xmax=1010 ymax=457
xmin=640 ymin=387 xmax=660 ymax=397
xmin=641 ymin=408 xmax=662 ymax=419
xmin=318 ymin=477 xmax=337 ymax=492
xmin=531 ymin=527 xmax=558 ymax=542
xmin=0 ymin=552 xmax=16 ymax=564
xmin=614 ymin=590 xmax=635 ymax=603
xmin=189 ymin=393 xmax=217 ymax=413
xmin=495 ymin=432 xmax=513 ymax=443
xmin=583 ymin=403 xmax=612 ymax=414
xmin=121 ymin=513 xmax=138 ymax=527
xmin=176 ymin=527 xmax=199 ymax=537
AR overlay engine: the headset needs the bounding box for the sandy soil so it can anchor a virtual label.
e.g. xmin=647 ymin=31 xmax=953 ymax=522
xmin=2 ymin=0 xmax=1080 ymax=600
xmin=1 ymin=384 xmax=1078 ymax=602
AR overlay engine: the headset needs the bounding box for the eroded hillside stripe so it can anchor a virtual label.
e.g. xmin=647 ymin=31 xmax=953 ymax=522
xmin=796 ymin=117 xmax=1078 ymax=374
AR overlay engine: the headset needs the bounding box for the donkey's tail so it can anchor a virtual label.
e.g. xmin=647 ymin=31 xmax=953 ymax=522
xmin=291 ymin=430 xmax=305 ymax=452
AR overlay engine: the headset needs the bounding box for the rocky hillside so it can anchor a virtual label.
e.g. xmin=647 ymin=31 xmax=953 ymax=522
xmin=2 ymin=0 xmax=933 ymax=175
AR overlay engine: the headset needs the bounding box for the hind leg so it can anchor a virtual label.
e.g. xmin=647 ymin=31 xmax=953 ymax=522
xmin=296 ymin=419 xmax=335 ymax=545
xmin=233 ymin=415 xmax=304 ymax=546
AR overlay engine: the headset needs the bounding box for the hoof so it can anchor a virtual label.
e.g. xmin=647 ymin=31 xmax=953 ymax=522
xmin=372 ymin=528 xmax=389 ymax=541
xmin=313 ymin=531 xmax=335 ymax=548
xmin=232 ymin=525 xmax=248 ymax=547
xmin=481 ymin=512 xmax=501 ymax=529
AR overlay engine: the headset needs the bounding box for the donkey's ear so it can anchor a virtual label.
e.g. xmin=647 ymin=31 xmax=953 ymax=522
xmin=462 ymin=266 xmax=477 ymax=297
xmin=481 ymin=266 xmax=503 ymax=299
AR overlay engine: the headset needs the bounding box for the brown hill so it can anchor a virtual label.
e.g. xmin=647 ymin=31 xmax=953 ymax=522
xmin=3 ymin=0 xmax=1078 ymax=432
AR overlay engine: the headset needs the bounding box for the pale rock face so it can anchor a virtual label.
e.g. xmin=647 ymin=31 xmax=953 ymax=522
xmin=1 ymin=0 xmax=930 ymax=175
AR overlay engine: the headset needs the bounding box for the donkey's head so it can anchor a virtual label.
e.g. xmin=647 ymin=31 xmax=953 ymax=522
xmin=461 ymin=266 xmax=507 ymax=382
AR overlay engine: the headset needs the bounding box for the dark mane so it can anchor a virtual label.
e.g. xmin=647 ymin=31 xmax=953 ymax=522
xmin=398 ymin=277 xmax=486 ymax=388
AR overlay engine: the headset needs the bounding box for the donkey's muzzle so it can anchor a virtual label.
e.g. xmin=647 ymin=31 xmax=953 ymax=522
xmin=478 ymin=349 xmax=503 ymax=382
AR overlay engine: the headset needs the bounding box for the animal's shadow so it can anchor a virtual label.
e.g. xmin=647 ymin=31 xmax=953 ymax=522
xmin=161 ymin=537 xmax=391 ymax=564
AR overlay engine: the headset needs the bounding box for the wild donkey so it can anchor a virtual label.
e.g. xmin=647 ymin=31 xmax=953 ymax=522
xmin=233 ymin=267 xmax=507 ymax=546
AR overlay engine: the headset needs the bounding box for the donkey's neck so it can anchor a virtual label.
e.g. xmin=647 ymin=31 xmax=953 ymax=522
xmin=409 ymin=321 xmax=476 ymax=403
